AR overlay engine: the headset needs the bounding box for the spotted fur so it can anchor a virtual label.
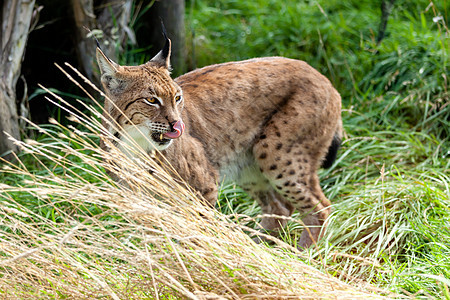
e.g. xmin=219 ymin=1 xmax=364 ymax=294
xmin=97 ymin=39 xmax=342 ymax=249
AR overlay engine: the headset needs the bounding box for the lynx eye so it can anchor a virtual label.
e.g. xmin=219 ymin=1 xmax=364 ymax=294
xmin=144 ymin=97 xmax=160 ymax=106
xmin=175 ymin=95 xmax=182 ymax=103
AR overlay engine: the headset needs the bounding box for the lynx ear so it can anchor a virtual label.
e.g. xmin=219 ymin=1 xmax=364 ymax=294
xmin=96 ymin=47 xmax=119 ymax=76
xmin=149 ymin=21 xmax=171 ymax=70
xmin=96 ymin=47 xmax=124 ymax=94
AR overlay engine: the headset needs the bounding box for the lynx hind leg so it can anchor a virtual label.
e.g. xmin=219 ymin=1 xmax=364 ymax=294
xmin=245 ymin=190 xmax=295 ymax=243
xmin=253 ymin=106 xmax=335 ymax=248
xmin=238 ymin=167 xmax=294 ymax=242
xmin=258 ymin=191 xmax=294 ymax=233
xmin=254 ymin=144 xmax=331 ymax=248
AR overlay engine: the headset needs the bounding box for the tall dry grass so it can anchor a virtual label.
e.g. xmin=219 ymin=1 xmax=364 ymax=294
xmin=0 ymin=65 xmax=397 ymax=299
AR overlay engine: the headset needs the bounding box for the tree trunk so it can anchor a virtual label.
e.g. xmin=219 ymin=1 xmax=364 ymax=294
xmin=70 ymin=0 xmax=134 ymax=84
xmin=0 ymin=0 xmax=36 ymax=160
xmin=70 ymin=0 xmax=97 ymax=83
xmin=71 ymin=0 xmax=185 ymax=80
xmin=157 ymin=0 xmax=186 ymax=75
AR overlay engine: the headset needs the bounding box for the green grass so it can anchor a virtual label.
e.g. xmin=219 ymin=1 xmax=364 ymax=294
xmin=1 ymin=0 xmax=449 ymax=298
xmin=187 ymin=0 xmax=448 ymax=138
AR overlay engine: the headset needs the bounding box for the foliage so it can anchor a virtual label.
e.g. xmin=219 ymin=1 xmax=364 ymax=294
xmin=186 ymin=0 xmax=449 ymax=138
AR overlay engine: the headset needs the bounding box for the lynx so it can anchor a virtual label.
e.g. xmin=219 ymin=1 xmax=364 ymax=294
xmin=96 ymin=32 xmax=342 ymax=248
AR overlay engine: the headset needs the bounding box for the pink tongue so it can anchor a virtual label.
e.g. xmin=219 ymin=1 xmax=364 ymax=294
xmin=163 ymin=120 xmax=185 ymax=139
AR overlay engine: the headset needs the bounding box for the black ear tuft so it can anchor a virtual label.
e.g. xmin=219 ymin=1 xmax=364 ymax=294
xmin=160 ymin=19 xmax=170 ymax=60
xmin=148 ymin=19 xmax=172 ymax=69
xmin=84 ymin=26 xmax=104 ymax=52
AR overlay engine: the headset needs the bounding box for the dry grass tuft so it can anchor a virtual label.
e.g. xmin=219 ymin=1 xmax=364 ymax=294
xmin=0 ymin=66 xmax=396 ymax=299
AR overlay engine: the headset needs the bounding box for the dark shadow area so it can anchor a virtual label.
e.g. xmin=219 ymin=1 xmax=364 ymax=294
xmin=20 ymin=1 xmax=80 ymax=125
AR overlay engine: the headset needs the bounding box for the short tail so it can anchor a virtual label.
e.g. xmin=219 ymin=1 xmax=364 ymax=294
xmin=321 ymin=121 xmax=343 ymax=169
xmin=321 ymin=134 xmax=341 ymax=168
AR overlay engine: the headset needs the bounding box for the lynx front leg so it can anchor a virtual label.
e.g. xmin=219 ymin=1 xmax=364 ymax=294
xmin=184 ymin=162 xmax=219 ymax=208
xmin=164 ymin=138 xmax=219 ymax=207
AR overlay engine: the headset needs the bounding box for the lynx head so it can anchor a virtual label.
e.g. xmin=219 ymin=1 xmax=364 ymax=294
xmin=96 ymin=34 xmax=185 ymax=153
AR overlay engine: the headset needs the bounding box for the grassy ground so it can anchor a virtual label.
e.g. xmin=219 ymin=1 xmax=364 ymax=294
xmin=1 ymin=0 xmax=449 ymax=298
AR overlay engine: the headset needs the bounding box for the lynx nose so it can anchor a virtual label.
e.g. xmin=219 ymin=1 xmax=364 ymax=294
xmin=163 ymin=119 xmax=185 ymax=139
